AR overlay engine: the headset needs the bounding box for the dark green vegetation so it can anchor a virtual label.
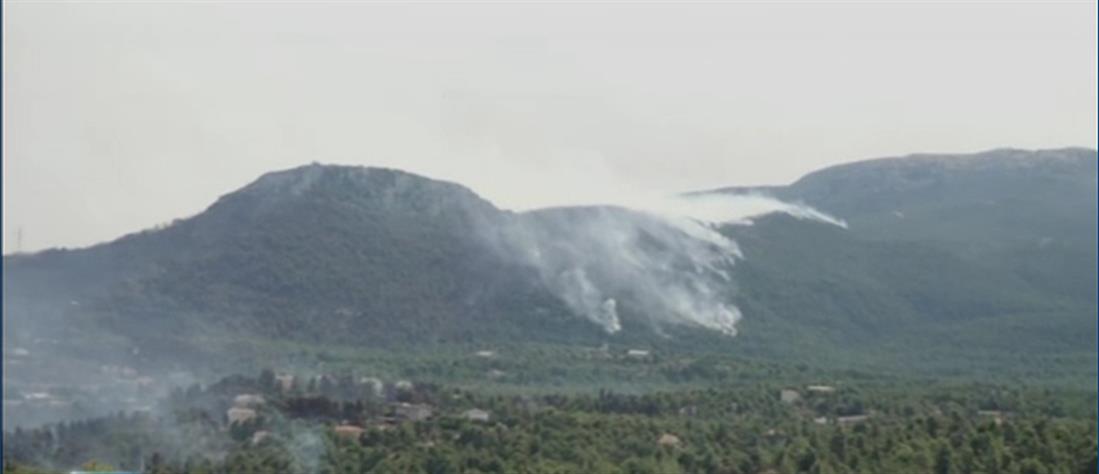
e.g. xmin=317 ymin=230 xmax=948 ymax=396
xmin=2 ymin=148 xmax=1096 ymax=472
xmin=4 ymin=148 xmax=1094 ymax=387
xmin=4 ymin=370 xmax=1096 ymax=474
xmin=715 ymin=148 xmax=1097 ymax=385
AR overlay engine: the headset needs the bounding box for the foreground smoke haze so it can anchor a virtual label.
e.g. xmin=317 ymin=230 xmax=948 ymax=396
xmin=2 ymin=1 xmax=1096 ymax=473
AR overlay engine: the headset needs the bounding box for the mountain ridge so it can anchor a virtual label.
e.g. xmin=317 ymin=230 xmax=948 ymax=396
xmin=3 ymin=147 xmax=1095 ymax=390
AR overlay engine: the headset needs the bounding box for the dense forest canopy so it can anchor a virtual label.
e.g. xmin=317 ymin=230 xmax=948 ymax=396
xmin=3 ymin=148 xmax=1096 ymax=472
xmin=4 ymin=368 xmax=1096 ymax=474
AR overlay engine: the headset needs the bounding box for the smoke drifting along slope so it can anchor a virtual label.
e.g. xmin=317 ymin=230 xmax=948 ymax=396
xmin=493 ymin=193 xmax=847 ymax=336
xmin=2 ymin=164 xmax=848 ymax=355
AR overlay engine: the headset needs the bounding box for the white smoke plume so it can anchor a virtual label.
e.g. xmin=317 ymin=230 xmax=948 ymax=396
xmin=490 ymin=191 xmax=845 ymax=336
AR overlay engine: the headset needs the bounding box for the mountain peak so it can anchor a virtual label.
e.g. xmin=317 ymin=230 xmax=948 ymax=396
xmin=794 ymin=147 xmax=1097 ymax=187
xmin=239 ymin=163 xmax=480 ymax=200
xmin=208 ymin=163 xmax=500 ymax=222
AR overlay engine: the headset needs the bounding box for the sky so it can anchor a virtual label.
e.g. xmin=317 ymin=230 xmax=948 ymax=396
xmin=3 ymin=1 xmax=1096 ymax=253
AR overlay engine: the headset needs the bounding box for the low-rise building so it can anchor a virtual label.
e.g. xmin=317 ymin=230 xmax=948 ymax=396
xmin=251 ymin=430 xmax=271 ymax=445
xmin=780 ymin=389 xmax=801 ymax=403
xmin=657 ymin=433 xmax=681 ymax=447
xmin=333 ymin=424 xmax=365 ymax=440
xmin=978 ymin=410 xmax=1006 ymax=425
xmin=395 ymin=403 xmax=433 ymax=422
xmin=360 ymin=377 xmax=384 ymax=397
xmin=275 ymin=374 xmax=295 ymax=392
xmin=234 ymin=394 xmax=266 ymax=408
xmin=462 ymin=408 xmax=491 ymax=422
xmin=227 ymin=407 xmax=257 ymax=424
xmin=837 ymin=414 xmax=870 ymax=425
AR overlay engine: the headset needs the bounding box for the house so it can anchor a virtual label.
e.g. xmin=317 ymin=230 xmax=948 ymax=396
xmin=394 ymin=403 xmax=433 ymax=422
xmin=234 ymin=394 xmax=266 ymax=408
xmin=333 ymin=424 xmax=365 ymax=440
xmin=779 ymin=389 xmax=801 ymax=403
xmin=516 ymin=396 xmax=543 ymax=413
xmin=359 ymin=377 xmax=383 ymax=397
xmin=23 ymin=392 xmax=52 ymax=401
xmin=837 ymin=414 xmax=870 ymax=425
xmin=806 ymin=385 xmax=836 ymax=394
xmin=313 ymin=374 xmax=337 ymax=388
xmin=978 ymin=410 xmax=1006 ymax=425
xmin=275 ymin=374 xmax=295 ymax=392
xmin=627 ymin=349 xmax=651 ymax=358
xmin=227 ymin=407 xmax=257 ymax=424
xmin=251 ymin=430 xmax=271 ymax=445
xmin=99 ymin=365 xmax=139 ymax=378
xmin=474 ymin=350 xmax=496 ymax=358
xmin=764 ymin=428 xmax=786 ymax=438
xmin=462 ymin=408 xmax=491 ymax=422
xmin=657 ymin=433 xmax=681 ymax=447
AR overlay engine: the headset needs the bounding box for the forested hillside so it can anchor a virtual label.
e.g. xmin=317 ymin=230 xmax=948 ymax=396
xmin=711 ymin=148 xmax=1097 ymax=380
xmin=2 ymin=149 xmax=1095 ymax=428
xmin=4 ymin=369 xmax=1096 ymax=474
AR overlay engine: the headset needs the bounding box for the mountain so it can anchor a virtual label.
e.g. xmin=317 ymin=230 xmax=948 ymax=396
xmin=3 ymin=149 xmax=1096 ymax=388
xmin=710 ymin=148 xmax=1095 ymax=250
xmin=709 ymin=147 xmax=1097 ymax=377
xmin=2 ymin=166 xmax=604 ymax=356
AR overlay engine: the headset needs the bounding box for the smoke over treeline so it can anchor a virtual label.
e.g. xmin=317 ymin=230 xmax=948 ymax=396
xmin=489 ymin=192 xmax=845 ymax=335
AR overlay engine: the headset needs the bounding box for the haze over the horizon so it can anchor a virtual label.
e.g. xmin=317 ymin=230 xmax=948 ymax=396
xmin=4 ymin=2 xmax=1096 ymax=253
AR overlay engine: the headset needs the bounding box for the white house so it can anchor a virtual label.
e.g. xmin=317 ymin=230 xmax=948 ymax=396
xmin=462 ymin=408 xmax=491 ymax=422
xmin=780 ymin=389 xmax=801 ymax=403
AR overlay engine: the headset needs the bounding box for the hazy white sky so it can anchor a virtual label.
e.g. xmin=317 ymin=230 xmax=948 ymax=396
xmin=4 ymin=2 xmax=1096 ymax=253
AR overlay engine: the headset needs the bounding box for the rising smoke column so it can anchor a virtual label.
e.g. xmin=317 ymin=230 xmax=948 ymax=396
xmin=492 ymin=193 xmax=845 ymax=336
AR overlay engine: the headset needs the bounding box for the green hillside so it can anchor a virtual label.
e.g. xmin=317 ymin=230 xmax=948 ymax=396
xmin=3 ymin=149 xmax=1095 ymax=395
